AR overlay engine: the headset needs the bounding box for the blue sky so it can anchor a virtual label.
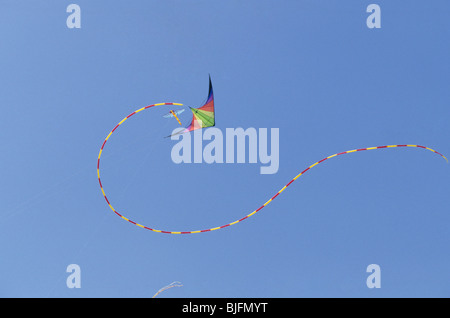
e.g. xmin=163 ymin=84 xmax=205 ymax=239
xmin=1 ymin=0 xmax=449 ymax=297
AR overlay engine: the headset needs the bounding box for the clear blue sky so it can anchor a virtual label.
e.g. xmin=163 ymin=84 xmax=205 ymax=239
xmin=1 ymin=0 xmax=449 ymax=297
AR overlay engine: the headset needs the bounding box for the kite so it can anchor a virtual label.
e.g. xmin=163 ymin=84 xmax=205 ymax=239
xmin=167 ymin=75 xmax=214 ymax=138
xmin=97 ymin=77 xmax=447 ymax=234
xmin=163 ymin=109 xmax=185 ymax=125
xmin=152 ymin=281 xmax=183 ymax=298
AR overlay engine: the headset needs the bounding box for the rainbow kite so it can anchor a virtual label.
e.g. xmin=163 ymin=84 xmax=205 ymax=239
xmin=167 ymin=75 xmax=214 ymax=137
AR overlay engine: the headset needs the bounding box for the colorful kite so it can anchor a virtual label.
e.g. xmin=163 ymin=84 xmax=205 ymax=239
xmin=97 ymin=77 xmax=447 ymax=234
xmin=168 ymin=75 xmax=214 ymax=137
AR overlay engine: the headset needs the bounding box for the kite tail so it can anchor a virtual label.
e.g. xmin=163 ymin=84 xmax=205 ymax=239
xmin=97 ymin=103 xmax=447 ymax=234
xmin=204 ymin=144 xmax=447 ymax=234
xmin=265 ymin=144 xmax=448 ymax=205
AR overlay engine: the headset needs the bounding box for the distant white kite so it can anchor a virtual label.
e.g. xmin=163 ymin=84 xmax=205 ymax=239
xmin=152 ymin=281 xmax=183 ymax=298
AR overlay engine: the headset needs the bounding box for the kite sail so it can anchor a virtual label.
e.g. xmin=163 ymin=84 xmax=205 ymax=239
xmin=168 ymin=76 xmax=215 ymax=137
